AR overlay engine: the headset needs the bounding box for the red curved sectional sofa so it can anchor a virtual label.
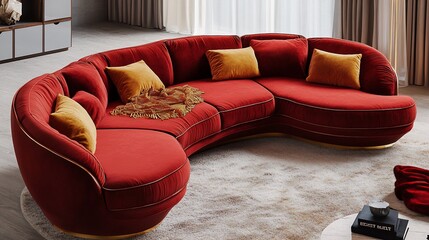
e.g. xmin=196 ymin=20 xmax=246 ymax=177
xmin=11 ymin=33 xmax=416 ymax=238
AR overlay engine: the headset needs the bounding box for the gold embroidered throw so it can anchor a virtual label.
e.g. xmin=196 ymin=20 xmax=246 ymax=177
xmin=110 ymin=85 xmax=204 ymax=120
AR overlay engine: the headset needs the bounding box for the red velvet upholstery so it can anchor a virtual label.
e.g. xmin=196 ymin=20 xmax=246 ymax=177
xmin=256 ymin=77 xmax=416 ymax=146
xmin=394 ymin=165 xmax=429 ymax=215
xmin=251 ymin=38 xmax=308 ymax=78
xmin=99 ymin=101 xmax=221 ymax=150
xmin=96 ymin=129 xmax=190 ymax=211
xmin=79 ymin=53 xmax=114 ymax=103
xmin=102 ymin=41 xmax=174 ymax=87
xmin=180 ymin=79 xmax=275 ymax=129
xmin=57 ymin=61 xmax=109 ymax=109
xmin=241 ymin=33 xmax=304 ymax=47
xmin=165 ymin=35 xmax=242 ymax=83
xmin=308 ymin=38 xmax=398 ymax=95
xmin=72 ymin=91 xmax=104 ymax=126
xmin=12 ymin=74 xmax=105 ymax=185
xmin=11 ymin=34 xmax=417 ymax=237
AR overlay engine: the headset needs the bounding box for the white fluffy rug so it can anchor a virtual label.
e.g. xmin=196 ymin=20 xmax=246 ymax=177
xmin=21 ymin=135 xmax=429 ymax=240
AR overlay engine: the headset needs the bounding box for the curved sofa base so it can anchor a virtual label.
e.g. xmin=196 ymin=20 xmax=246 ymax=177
xmin=218 ymin=132 xmax=395 ymax=150
xmin=288 ymin=135 xmax=395 ymax=150
xmin=56 ymin=223 xmax=160 ymax=240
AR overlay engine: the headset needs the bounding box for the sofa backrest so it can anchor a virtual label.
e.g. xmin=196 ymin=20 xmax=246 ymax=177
xmin=80 ymin=41 xmax=174 ymax=102
xmin=79 ymin=53 xmax=111 ymax=97
xmin=165 ymin=35 xmax=242 ymax=84
xmin=241 ymin=33 xmax=304 ymax=47
xmin=55 ymin=61 xmax=109 ymax=110
xmin=242 ymin=33 xmax=308 ymax=79
xmin=308 ymin=38 xmax=397 ymax=95
xmin=11 ymin=74 xmax=105 ymax=186
xmin=102 ymin=41 xmax=174 ymax=86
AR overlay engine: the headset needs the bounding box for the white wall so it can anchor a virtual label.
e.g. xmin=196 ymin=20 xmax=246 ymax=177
xmin=72 ymin=0 xmax=107 ymax=27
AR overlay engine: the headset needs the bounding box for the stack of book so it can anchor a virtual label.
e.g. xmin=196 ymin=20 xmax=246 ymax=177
xmin=351 ymin=205 xmax=409 ymax=240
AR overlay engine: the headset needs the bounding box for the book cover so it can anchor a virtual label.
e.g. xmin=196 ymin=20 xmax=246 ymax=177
xmin=351 ymin=214 xmax=409 ymax=240
xmin=357 ymin=205 xmax=398 ymax=233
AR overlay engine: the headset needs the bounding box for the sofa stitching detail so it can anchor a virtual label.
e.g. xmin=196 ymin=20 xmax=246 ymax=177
xmin=282 ymin=123 xmax=406 ymax=138
xmin=102 ymin=159 xmax=189 ymax=191
xmin=222 ymin=116 xmax=272 ymax=131
xmin=275 ymin=96 xmax=416 ymax=112
xmin=175 ymin=112 xmax=220 ymax=139
xmin=182 ymin=116 xmax=272 ymax=151
xmin=182 ymin=130 xmax=223 ymax=151
xmin=277 ymin=114 xmax=414 ymax=130
xmin=108 ymin=186 xmax=187 ymax=211
xmin=176 ymin=97 xmax=274 ymax=150
xmin=217 ymin=97 xmax=274 ymax=113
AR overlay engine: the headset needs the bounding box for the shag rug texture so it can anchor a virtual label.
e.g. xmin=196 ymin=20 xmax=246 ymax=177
xmin=21 ymin=134 xmax=429 ymax=240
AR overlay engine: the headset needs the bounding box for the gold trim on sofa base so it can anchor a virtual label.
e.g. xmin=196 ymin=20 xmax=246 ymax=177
xmin=293 ymin=136 xmax=395 ymax=150
xmin=55 ymin=223 xmax=160 ymax=240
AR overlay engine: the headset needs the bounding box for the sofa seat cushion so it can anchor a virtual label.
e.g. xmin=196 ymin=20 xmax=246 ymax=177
xmin=256 ymin=77 xmax=416 ymax=132
xmin=98 ymin=102 xmax=221 ymax=150
xmin=181 ymin=79 xmax=275 ymax=129
xmin=95 ymin=129 xmax=190 ymax=211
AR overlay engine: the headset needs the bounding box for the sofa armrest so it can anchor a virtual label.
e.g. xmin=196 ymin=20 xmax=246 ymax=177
xmin=11 ymin=74 xmax=106 ymax=187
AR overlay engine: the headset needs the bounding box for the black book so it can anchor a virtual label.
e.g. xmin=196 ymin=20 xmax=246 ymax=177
xmin=351 ymin=207 xmax=409 ymax=240
xmin=357 ymin=205 xmax=398 ymax=234
xmin=352 ymin=216 xmax=409 ymax=240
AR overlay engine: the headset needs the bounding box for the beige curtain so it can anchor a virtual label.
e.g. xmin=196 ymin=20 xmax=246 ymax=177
xmin=335 ymin=0 xmax=408 ymax=86
xmin=406 ymin=0 xmax=429 ymax=86
xmin=108 ymin=0 xmax=163 ymax=29
xmin=339 ymin=0 xmax=375 ymax=45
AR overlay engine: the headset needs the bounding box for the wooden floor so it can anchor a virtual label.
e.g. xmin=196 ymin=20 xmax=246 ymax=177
xmin=0 ymin=22 xmax=180 ymax=240
xmin=1 ymin=22 xmax=428 ymax=239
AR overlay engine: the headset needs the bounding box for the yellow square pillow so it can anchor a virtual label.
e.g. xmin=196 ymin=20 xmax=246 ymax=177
xmin=206 ymin=47 xmax=260 ymax=81
xmin=50 ymin=94 xmax=97 ymax=153
xmin=106 ymin=60 xmax=165 ymax=103
xmin=306 ymin=49 xmax=362 ymax=89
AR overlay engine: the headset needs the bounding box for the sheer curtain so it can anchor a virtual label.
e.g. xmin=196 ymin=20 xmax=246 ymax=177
xmin=164 ymin=0 xmax=336 ymax=37
xmin=163 ymin=0 xmax=195 ymax=34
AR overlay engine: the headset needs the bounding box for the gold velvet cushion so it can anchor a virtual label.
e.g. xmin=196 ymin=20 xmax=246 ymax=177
xmin=106 ymin=60 xmax=165 ymax=103
xmin=306 ymin=49 xmax=362 ymax=89
xmin=50 ymin=94 xmax=97 ymax=153
xmin=206 ymin=47 xmax=260 ymax=81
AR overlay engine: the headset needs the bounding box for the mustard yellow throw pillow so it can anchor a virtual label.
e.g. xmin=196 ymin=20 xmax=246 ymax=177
xmin=50 ymin=94 xmax=97 ymax=153
xmin=306 ymin=49 xmax=362 ymax=89
xmin=206 ymin=47 xmax=260 ymax=81
xmin=106 ymin=60 xmax=165 ymax=103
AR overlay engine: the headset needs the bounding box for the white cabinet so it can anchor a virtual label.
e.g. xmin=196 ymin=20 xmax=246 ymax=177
xmin=15 ymin=25 xmax=43 ymax=58
xmin=44 ymin=21 xmax=72 ymax=52
xmin=0 ymin=0 xmax=72 ymax=62
xmin=0 ymin=30 xmax=13 ymax=61
xmin=44 ymin=0 xmax=72 ymax=21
